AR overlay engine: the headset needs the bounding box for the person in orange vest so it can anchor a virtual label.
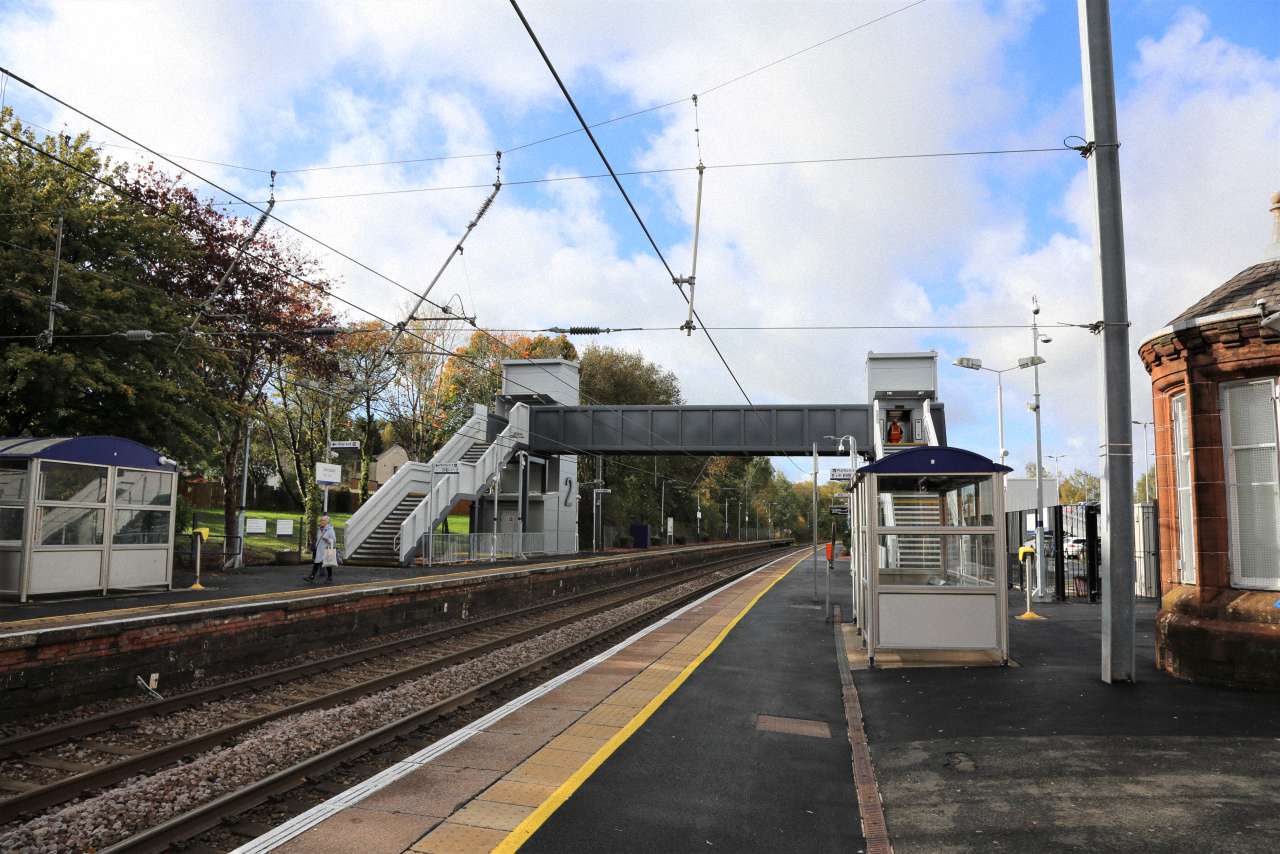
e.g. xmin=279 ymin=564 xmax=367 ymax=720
xmin=887 ymin=416 xmax=905 ymax=444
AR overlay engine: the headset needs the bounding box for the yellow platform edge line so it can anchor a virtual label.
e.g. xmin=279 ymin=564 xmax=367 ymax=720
xmin=490 ymin=548 xmax=808 ymax=854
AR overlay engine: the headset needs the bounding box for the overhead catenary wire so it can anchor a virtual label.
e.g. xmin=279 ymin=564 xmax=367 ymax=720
xmin=0 ymin=123 xmax=740 ymax=480
xmin=207 ymin=146 xmax=1072 ymax=206
xmin=3 ymin=1 xmax=928 ymax=178
xmin=510 ymin=0 xmax=802 ymax=476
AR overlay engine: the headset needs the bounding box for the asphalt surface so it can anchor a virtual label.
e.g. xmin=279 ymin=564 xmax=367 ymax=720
xmin=524 ymin=556 xmax=861 ymax=854
xmin=855 ymin=598 xmax=1280 ymax=853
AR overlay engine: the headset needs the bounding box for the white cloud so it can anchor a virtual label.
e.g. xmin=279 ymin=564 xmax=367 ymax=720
xmin=3 ymin=1 xmax=1275 ymax=485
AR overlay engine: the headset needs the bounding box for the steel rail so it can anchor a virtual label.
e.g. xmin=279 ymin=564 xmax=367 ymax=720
xmin=99 ymin=547 xmax=799 ymax=854
xmin=0 ymin=545 xmax=784 ymax=822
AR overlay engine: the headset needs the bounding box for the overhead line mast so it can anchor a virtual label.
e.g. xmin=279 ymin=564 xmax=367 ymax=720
xmin=378 ymin=152 xmax=502 ymax=367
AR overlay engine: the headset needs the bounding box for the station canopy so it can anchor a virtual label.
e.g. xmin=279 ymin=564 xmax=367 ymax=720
xmin=0 ymin=436 xmax=176 ymax=470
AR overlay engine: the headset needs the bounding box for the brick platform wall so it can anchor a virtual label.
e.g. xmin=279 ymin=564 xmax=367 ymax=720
xmin=0 ymin=541 xmax=786 ymax=716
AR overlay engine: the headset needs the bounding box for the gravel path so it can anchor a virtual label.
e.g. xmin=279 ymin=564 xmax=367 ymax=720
xmin=0 ymin=567 xmax=744 ymax=853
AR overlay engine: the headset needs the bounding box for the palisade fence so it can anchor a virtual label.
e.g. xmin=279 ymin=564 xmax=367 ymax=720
xmin=1005 ymin=501 xmax=1160 ymax=602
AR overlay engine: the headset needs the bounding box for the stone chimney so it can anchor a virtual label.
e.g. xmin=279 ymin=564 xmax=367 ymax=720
xmin=1268 ymin=190 xmax=1280 ymax=261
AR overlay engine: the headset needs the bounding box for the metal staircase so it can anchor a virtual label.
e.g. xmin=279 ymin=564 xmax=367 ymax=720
xmin=341 ymin=406 xmax=492 ymax=563
xmin=345 ymin=492 xmax=426 ymax=564
xmin=397 ymin=403 xmax=530 ymax=565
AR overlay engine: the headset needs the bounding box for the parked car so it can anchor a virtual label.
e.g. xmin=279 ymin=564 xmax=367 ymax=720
xmin=1064 ymin=536 xmax=1087 ymax=559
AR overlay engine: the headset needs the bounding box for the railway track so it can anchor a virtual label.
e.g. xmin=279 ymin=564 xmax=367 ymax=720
xmin=0 ymin=546 xmax=785 ymax=843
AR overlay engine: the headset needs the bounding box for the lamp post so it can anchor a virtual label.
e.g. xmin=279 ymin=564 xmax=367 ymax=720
xmin=952 ymin=360 xmax=1019 ymax=466
xmin=1028 ymin=299 xmax=1054 ymax=602
xmin=1132 ymin=420 xmax=1154 ymax=502
xmin=827 ymin=433 xmax=858 ymax=623
xmin=955 ymin=348 xmax=1048 ymax=617
xmin=1046 ymin=453 xmax=1067 ymax=504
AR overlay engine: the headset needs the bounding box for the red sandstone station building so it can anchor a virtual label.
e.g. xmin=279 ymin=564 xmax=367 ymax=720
xmin=1139 ymin=191 xmax=1280 ymax=690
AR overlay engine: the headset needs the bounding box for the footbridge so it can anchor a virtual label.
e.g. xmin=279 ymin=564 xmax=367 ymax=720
xmin=526 ymin=403 xmax=945 ymax=456
xmin=343 ymin=351 xmax=948 ymax=566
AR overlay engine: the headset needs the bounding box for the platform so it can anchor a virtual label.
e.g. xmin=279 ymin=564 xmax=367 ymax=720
xmin=0 ymin=541 xmax=785 ymax=716
xmin=239 ymin=550 xmax=862 ymax=854
xmin=0 ymin=541 xmax=764 ymax=634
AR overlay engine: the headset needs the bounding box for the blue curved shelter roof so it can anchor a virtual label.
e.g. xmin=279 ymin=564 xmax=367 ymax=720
xmin=857 ymin=445 xmax=1011 ymax=476
xmin=0 ymin=436 xmax=175 ymax=471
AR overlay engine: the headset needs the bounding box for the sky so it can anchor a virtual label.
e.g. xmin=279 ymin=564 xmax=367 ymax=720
xmin=2 ymin=0 xmax=1278 ymax=486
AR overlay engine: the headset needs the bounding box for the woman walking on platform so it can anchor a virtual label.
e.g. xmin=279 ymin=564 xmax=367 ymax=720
xmin=305 ymin=515 xmax=338 ymax=584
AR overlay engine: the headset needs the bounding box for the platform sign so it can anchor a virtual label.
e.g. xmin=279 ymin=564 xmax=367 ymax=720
xmin=245 ymin=518 xmax=267 ymax=534
xmin=276 ymin=519 xmax=294 ymax=537
xmin=330 ymin=440 xmax=360 ymax=449
xmin=315 ymin=462 xmax=341 ymax=485
xmin=433 ymin=463 xmax=460 ymax=474
xmin=831 ymin=506 xmax=850 ymax=515
xmin=831 ymin=467 xmax=854 ymax=483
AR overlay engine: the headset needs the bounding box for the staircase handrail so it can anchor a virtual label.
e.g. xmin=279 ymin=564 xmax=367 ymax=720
xmin=922 ymin=398 xmax=941 ymax=447
xmin=872 ymin=399 xmax=885 ymax=460
xmin=397 ymin=404 xmax=530 ymax=564
xmin=344 ymin=406 xmax=488 ymax=558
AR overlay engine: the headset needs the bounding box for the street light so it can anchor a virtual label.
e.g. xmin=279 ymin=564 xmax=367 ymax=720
xmin=953 ymin=355 xmax=1045 ymax=466
xmin=1132 ymin=420 xmax=1154 ymax=502
xmin=1046 ymin=453 xmax=1067 ymax=504
xmin=824 ymin=434 xmax=858 ymax=622
xmin=955 ymin=296 xmax=1053 ymax=612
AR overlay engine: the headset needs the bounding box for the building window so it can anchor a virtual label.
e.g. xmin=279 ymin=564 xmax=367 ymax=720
xmin=1221 ymin=379 xmax=1280 ymax=590
xmin=1171 ymin=393 xmax=1196 ymax=584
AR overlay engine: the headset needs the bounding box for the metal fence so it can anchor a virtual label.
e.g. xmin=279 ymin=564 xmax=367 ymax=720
xmin=1005 ymin=501 xmax=1160 ymax=602
xmin=1005 ymin=503 xmax=1100 ymax=601
xmin=417 ymin=531 xmax=575 ymax=565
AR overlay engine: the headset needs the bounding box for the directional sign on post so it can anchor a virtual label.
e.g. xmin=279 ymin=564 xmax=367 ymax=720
xmin=831 ymin=506 xmax=850 ymax=515
xmin=315 ymin=462 xmax=341 ymax=485
xmin=330 ymin=440 xmax=360 ymax=449
xmin=831 ymin=467 xmax=854 ymax=483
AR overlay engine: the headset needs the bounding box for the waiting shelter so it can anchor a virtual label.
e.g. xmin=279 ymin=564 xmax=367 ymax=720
xmin=850 ymin=446 xmax=1011 ymax=665
xmin=0 ymin=436 xmax=178 ymax=601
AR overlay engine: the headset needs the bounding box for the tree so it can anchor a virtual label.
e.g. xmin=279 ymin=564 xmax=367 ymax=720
xmin=1059 ymin=468 xmax=1100 ymax=504
xmin=1134 ymin=464 xmax=1156 ymax=503
xmin=0 ymin=112 xmax=214 ymax=460
xmin=123 ymin=165 xmax=337 ymax=544
xmin=0 ymin=112 xmax=340 ymax=545
xmin=434 ymin=330 xmax=576 ymax=449
xmin=331 ymin=322 xmax=398 ymax=501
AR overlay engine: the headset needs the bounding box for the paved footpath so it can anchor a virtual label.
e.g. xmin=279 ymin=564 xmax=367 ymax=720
xmin=854 ymin=599 xmax=1280 ymax=853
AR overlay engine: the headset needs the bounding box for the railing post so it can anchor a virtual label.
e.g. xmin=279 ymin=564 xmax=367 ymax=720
xmin=1086 ymin=505 xmax=1100 ymax=603
xmin=1054 ymin=505 xmax=1066 ymax=601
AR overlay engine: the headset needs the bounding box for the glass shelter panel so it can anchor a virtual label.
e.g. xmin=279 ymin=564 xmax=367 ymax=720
xmin=113 ymin=510 xmax=171 ymax=545
xmin=876 ymin=475 xmax=994 ymax=527
xmin=877 ymin=533 xmax=996 ymax=587
xmin=115 ymin=469 xmax=173 ymax=506
xmin=0 ymin=461 xmax=25 ymax=545
xmin=39 ymin=507 xmax=104 ymax=545
xmin=40 ymin=462 xmax=107 ymax=504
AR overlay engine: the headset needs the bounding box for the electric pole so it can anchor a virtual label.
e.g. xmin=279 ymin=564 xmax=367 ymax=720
xmin=1078 ymin=0 xmax=1136 ymax=683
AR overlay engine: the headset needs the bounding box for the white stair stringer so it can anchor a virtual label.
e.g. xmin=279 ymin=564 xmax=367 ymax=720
xmin=342 ymin=407 xmax=490 ymax=562
xmin=397 ymin=404 xmax=529 ymax=565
